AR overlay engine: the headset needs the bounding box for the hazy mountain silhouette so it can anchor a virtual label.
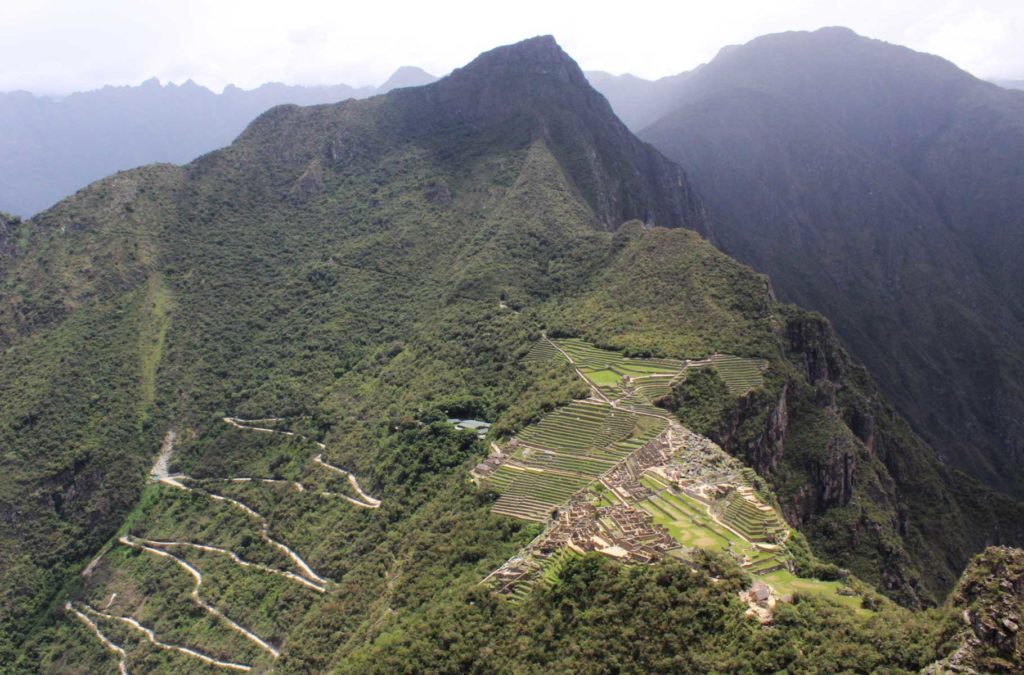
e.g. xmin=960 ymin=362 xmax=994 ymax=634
xmin=588 ymin=27 xmax=1024 ymax=497
xmin=583 ymin=70 xmax=691 ymax=130
xmin=0 ymin=67 xmax=435 ymax=217
xmin=378 ymin=65 xmax=438 ymax=93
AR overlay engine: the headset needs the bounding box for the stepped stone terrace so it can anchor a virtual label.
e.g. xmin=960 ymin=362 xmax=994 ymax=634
xmin=481 ymin=337 xmax=789 ymax=598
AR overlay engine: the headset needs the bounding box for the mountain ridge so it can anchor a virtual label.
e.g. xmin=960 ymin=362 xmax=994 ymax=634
xmin=0 ymin=66 xmax=436 ymax=218
xmin=587 ymin=26 xmax=1024 ymax=499
xmin=1 ymin=33 xmax=1022 ymax=672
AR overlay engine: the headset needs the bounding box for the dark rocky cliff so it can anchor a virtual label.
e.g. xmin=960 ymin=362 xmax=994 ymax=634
xmin=926 ymin=546 xmax=1024 ymax=672
xmin=663 ymin=305 xmax=1024 ymax=606
xmin=635 ymin=27 xmax=1024 ymax=500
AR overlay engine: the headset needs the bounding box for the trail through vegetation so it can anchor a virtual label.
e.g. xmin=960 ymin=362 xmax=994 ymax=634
xmin=64 ymin=602 xmax=128 ymax=675
xmin=73 ymin=601 xmax=253 ymax=672
xmin=223 ymin=417 xmax=381 ymax=508
xmin=118 ymin=536 xmax=281 ymax=658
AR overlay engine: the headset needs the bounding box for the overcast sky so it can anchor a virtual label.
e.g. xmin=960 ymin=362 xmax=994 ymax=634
xmin=3 ymin=0 xmax=1023 ymax=94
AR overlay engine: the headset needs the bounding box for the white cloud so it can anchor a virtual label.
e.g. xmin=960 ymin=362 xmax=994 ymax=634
xmin=1 ymin=0 xmax=1022 ymax=94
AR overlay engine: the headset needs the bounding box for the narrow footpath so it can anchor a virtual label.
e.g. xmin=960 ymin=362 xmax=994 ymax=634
xmin=75 ymin=601 xmax=253 ymax=671
xmin=119 ymin=536 xmax=281 ymax=659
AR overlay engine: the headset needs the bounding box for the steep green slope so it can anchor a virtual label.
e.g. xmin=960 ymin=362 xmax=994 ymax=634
xmin=0 ymin=169 xmax=183 ymax=659
xmin=0 ymin=35 xmax=1021 ymax=671
xmin=335 ymin=556 xmax=958 ymax=674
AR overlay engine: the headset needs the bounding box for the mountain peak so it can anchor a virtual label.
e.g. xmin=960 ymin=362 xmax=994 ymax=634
xmin=378 ymin=65 xmax=437 ymax=93
xmin=811 ymin=25 xmax=858 ymax=38
xmin=448 ymin=35 xmax=586 ymax=88
xmin=377 ymin=35 xmax=706 ymax=233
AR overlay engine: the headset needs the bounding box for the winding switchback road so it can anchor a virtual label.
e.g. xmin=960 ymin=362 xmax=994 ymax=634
xmin=223 ymin=417 xmax=381 ymax=508
xmin=119 ymin=536 xmax=281 ymax=658
xmin=66 ymin=602 xmax=129 ymax=675
xmin=75 ymin=601 xmax=253 ymax=671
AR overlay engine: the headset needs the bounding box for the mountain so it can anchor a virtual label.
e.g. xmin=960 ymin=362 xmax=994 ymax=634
xmin=583 ymin=70 xmax=690 ymax=130
xmin=994 ymin=79 xmax=1024 ymax=90
xmin=377 ymin=65 xmax=438 ymax=93
xmin=0 ymin=67 xmax=434 ymax=218
xmin=1 ymin=34 xmax=1022 ymax=672
xmin=594 ymin=27 xmax=1024 ymax=500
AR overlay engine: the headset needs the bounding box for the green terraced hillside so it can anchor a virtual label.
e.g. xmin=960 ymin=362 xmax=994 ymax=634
xmin=553 ymin=338 xmax=766 ymax=403
xmin=719 ymin=489 xmax=787 ymax=543
xmin=483 ymin=342 xmax=686 ymax=523
xmin=517 ymin=402 xmax=636 ymax=459
xmin=704 ymin=354 xmax=768 ymax=395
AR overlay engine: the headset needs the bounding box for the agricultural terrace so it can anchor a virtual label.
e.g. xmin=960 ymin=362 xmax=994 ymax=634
xmin=553 ymin=338 xmax=685 ymax=404
xmin=552 ymin=339 xmax=768 ymax=407
xmin=524 ymin=339 xmax=561 ymax=363
xmin=638 ymin=473 xmax=787 ymax=575
xmin=700 ymin=354 xmax=768 ymax=395
xmin=482 ymin=338 xmax=870 ymax=614
xmin=485 ymin=338 xmax=770 ymax=525
xmin=486 ymin=404 xmax=671 ymax=522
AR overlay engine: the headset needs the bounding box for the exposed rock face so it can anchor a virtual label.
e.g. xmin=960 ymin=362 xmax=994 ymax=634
xmin=714 ymin=382 xmax=788 ymax=478
xmin=634 ymin=26 xmax=1024 ymax=500
xmin=815 ymin=437 xmax=856 ymax=509
xmin=785 ymin=314 xmax=844 ymax=387
xmin=927 ymin=546 xmax=1024 ymax=673
xmin=675 ymin=307 xmax=1024 ymax=607
xmin=710 ymin=315 xmax=860 ymax=515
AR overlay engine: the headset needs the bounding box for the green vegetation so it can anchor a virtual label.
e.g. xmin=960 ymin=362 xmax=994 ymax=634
xmin=335 ymin=556 xmax=958 ymax=673
xmin=489 ymin=466 xmax=591 ymax=521
xmin=761 ymin=569 xmax=868 ymax=615
xmin=659 ymin=367 xmax=732 ymax=434
xmin=0 ymin=36 xmax=1019 ymax=672
xmin=582 ymin=368 xmax=622 ymax=387
xmin=639 ymin=484 xmax=792 ymax=578
xmin=935 ymin=546 xmax=1024 ymax=672
xmin=516 ymin=401 xmax=634 ymax=459
xmin=704 ymin=354 xmax=767 ymax=395
xmin=554 ymin=337 xmax=685 ymax=405
xmin=718 ymin=489 xmax=787 ymax=543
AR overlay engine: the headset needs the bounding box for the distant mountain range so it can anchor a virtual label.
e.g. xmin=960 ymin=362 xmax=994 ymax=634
xmin=587 ymin=27 xmax=1024 ymax=499
xmin=0 ymin=66 xmax=436 ymax=216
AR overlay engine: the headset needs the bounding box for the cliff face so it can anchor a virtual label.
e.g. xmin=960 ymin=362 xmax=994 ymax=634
xmin=665 ymin=306 xmax=1024 ymax=606
xmin=634 ymin=27 xmax=1024 ymax=500
xmin=710 ymin=313 xmax=861 ymax=518
xmin=927 ymin=546 xmax=1024 ymax=673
